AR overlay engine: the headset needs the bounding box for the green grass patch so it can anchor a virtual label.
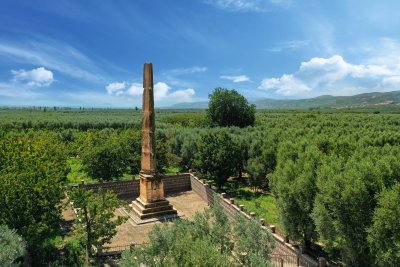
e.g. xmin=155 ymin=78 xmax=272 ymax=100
xmin=224 ymin=183 xmax=282 ymax=232
xmin=164 ymin=165 xmax=180 ymax=174
xmin=66 ymin=158 xmax=97 ymax=185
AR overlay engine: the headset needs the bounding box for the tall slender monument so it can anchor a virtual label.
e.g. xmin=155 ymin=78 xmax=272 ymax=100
xmin=131 ymin=63 xmax=177 ymax=220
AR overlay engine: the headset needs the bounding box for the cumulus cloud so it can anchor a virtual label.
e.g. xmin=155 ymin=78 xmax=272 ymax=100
xmin=105 ymin=81 xmax=196 ymax=105
xmin=127 ymin=83 xmax=142 ymax=96
xmin=259 ymin=54 xmax=400 ymax=97
xmin=220 ymin=75 xmax=250 ymax=83
xmin=106 ymin=82 xmax=126 ymax=95
xmin=11 ymin=67 xmax=54 ymax=87
xmin=167 ymin=89 xmax=196 ymax=102
xmin=260 ymin=74 xmax=311 ymax=96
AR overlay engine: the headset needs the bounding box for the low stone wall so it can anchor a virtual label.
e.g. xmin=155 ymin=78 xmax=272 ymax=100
xmin=81 ymin=173 xmax=191 ymax=199
xmin=189 ymin=173 xmax=320 ymax=267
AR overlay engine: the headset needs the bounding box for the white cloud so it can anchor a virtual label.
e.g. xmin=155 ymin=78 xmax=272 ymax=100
xmin=154 ymin=82 xmax=170 ymax=98
xmin=167 ymin=89 xmax=196 ymax=102
xmin=105 ymin=81 xmax=196 ymax=105
xmin=106 ymin=82 xmax=126 ymax=95
xmin=220 ymin=75 xmax=250 ymax=83
xmin=11 ymin=67 xmax=54 ymax=87
xmin=259 ymin=54 xmax=400 ymax=97
xmin=260 ymin=74 xmax=311 ymax=96
xmin=127 ymin=83 xmax=142 ymax=96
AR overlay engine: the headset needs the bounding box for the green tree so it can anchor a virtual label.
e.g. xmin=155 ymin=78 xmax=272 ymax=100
xmin=0 ymin=224 xmax=26 ymax=267
xmin=69 ymin=185 xmax=127 ymax=264
xmin=207 ymin=87 xmax=255 ymax=128
xmin=233 ymin=214 xmax=275 ymax=267
xmin=368 ymin=182 xmax=400 ymax=267
xmin=81 ymin=130 xmax=129 ymax=181
xmin=246 ymin=135 xmax=277 ymax=190
xmin=194 ymin=129 xmax=238 ymax=189
xmin=0 ymin=135 xmax=69 ymax=265
xmin=271 ymin=142 xmax=321 ymax=248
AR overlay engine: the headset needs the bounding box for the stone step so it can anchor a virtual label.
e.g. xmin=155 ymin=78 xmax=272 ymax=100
xmin=133 ymin=198 xmax=171 ymax=209
xmin=131 ymin=201 xmax=175 ymax=214
xmin=131 ymin=205 xmax=178 ymax=220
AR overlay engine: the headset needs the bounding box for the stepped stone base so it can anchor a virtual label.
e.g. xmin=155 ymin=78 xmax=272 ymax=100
xmin=131 ymin=197 xmax=178 ymax=220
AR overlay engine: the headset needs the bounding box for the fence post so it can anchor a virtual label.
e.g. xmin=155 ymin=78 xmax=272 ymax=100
xmin=318 ymin=257 xmax=327 ymax=267
xmin=297 ymin=256 xmax=300 ymax=267
xmin=279 ymin=258 xmax=284 ymax=267
xmin=130 ymin=243 xmax=135 ymax=252
xmin=284 ymin=235 xmax=289 ymax=243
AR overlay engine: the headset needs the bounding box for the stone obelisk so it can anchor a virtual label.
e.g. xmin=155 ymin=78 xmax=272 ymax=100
xmin=131 ymin=63 xmax=177 ymax=220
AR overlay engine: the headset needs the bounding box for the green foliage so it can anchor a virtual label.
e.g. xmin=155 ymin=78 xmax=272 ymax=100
xmin=246 ymin=132 xmax=277 ymax=189
xmin=69 ymin=186 xmax=127 ymax=261
xmin=234 ymin=214 xmax=275 ymax=267
xmin=0 ymin=134 xmax=69 ymax=265
xmin=367 ymin=182 xmax=400 ymax=267
xmin=63 ymin=238 xmax=85 ymax=267
xmin=228 ymin=187 xmax=280 ymax=231
xmin=0 ymin=224 xmax=26 ymax=267
xmin=207 ymin=87 xmax=256 ymax=128
xmin=194 ymin=129 xmax=239 ymax=188
xmin=312 ymin=146 xmax=400 ymax=266
xmin=271 ymin=143 xmax=321 ymax=247
xmin=121 ymin=204 xmax=274 ymax=267
xmin=81 ymin=130 xmax=129 ymax=181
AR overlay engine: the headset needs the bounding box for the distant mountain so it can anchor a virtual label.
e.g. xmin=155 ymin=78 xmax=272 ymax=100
xmin=254 ymin=91 xmax=400 ymax=109
xmin=166 ymin=101 xmax=209 ymax=109
xmin=165 ymin=91 xmax=400 ymax=109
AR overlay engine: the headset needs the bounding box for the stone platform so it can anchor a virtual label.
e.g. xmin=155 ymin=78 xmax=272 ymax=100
xmin=131 ymin=197 xmax=178 ymax=220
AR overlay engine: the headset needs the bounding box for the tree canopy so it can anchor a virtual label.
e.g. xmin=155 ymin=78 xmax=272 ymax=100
xmin=194 ymin=129 xmax=240 ymax=188
xmin=0 ymin=224 xmax=26 ymax=267
xmin=207 ymin=87 xmax=256 ymax=128
xmin=121 ymin=204 xmax=274 ymax=267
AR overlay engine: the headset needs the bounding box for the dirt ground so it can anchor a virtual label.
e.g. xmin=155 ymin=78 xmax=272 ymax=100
xmin=108 ymin=190 xmax=209 ymax=247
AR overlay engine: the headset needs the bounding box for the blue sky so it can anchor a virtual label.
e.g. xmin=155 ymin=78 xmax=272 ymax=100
xmin=1 ymin=0 xmax=400 ymax=107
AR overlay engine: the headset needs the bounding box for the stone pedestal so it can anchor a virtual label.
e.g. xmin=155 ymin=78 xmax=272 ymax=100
xmin=131 ymin=173 xmax=177 ymax=220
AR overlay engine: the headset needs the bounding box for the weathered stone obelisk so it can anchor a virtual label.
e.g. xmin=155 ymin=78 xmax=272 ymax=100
xmin=131 ymin=63 xmax=177 ymax=220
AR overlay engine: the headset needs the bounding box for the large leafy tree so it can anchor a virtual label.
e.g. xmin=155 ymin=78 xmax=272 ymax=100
xmin=207 ymin=87 xmax=256 ymax=128
xmin=0 ymin=134 xmax=69 ymax=265
xmin=367 ymin=182 xmax=400 ymax=267
xmin=81 ymin=130 xmax=129 ymax=181
xmin=69 ymin=186 xmax=127 ymax=264
xmin=194 ymin=129 xmax=239 ymax=189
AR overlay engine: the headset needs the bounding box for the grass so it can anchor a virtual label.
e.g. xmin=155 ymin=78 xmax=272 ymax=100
xmin=224 ymin=179 xmax=282 ymax=232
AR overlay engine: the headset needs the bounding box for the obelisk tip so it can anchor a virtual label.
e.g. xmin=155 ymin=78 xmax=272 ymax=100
xmin=143 ymin=63 xmax=153 ymax=89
